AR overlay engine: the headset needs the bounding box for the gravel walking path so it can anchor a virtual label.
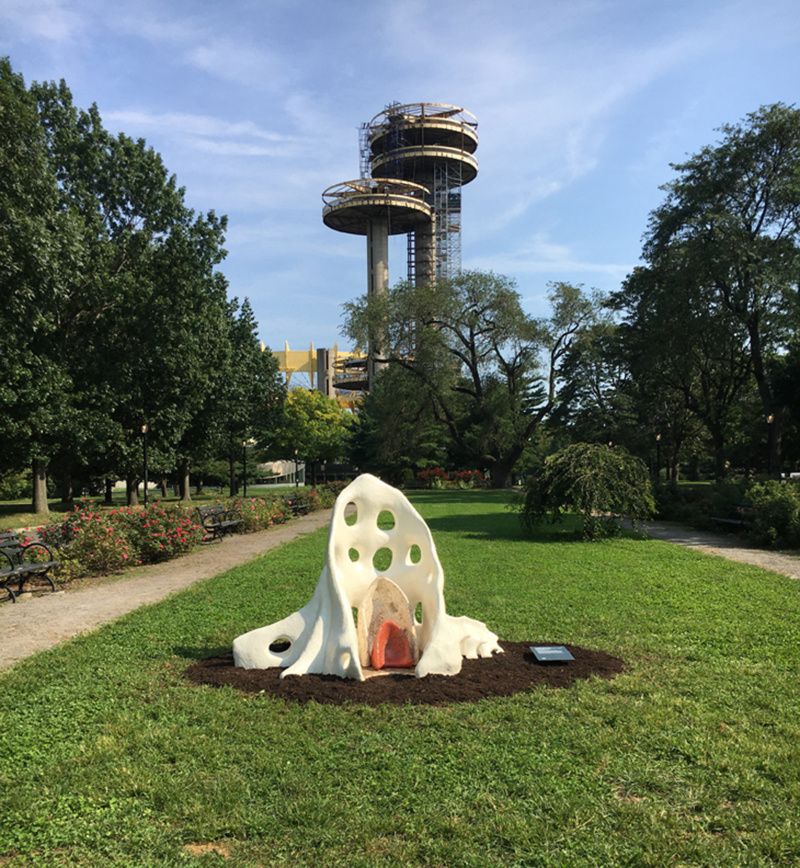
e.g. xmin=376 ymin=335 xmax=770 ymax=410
xmin=0 ymin=509 xmax=331 ymax=672
xmin=646 ymin=521 xmax=800 ymax=580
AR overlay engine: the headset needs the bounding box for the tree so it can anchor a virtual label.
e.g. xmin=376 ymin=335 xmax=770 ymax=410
xmin=0 ymin=58 xmax=76 ymax=514
xmin=644 ymin=103 xmax=800 ymax=474
xmin=611 ymin=258 xmax=753 ymax=480
xmin=518 ymin=442 xmax=655 ymax=539
xmin=271 ymin=389 xmax=351 ymax=485
xmin=344 ymin=272 xmax=597 ymax=487
xmin=19 ymin=74 xmax=237 ymax=506
xmin=216 ymin=300 xmax=285 ymax=495
xmin=347 ymin=365 xmax=449 ymax=483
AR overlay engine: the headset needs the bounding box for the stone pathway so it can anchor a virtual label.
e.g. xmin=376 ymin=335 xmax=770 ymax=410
xmin=0 ymin=510 xmax=331 ymax=672
xmin=646 ymin=521 xmax=800 ymax=580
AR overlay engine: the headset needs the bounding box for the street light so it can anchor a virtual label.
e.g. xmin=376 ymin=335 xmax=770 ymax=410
xmin=767 ymin=414 xmax=775 ymax=476
xmin=242 ymin=438 xmax=256 ymax=497
xmin=655 ymin=433 xmax=662 ymax=482
xmin=140 ymin=423 xmax=149 ymax=507
xmin=294 ymin=448 xmax=300 ymax=488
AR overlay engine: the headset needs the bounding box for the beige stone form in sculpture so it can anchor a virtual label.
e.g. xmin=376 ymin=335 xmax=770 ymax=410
xmin=233 ymin=474 xmax=502 ymax=680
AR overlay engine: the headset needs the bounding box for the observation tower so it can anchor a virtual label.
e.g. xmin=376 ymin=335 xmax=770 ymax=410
xmin=322 ymin=102 xmax=478 ymax=388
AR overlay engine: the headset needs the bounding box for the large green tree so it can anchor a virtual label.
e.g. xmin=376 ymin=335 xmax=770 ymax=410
xmin=344 ymin=271 xmax=596 ymax=487
xmin=271 ymin=388 xmax=351 ymax=485
xmin=644 ymin=103 xmax=800 ymax=473
xmin=23 ymin=73 xmax=235 ymax=507
xmin=0 ymin=58 xmax=80 ymax=514
xmin=216 ymin=299 xmax=285 ymax=496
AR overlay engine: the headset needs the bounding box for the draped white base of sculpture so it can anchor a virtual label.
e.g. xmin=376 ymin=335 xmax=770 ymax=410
xmin=233 ymin=474 xmax=502 ymax=680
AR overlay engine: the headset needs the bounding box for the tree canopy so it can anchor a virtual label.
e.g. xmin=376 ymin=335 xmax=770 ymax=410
xmin=344 ymin=272 xmax=597 ymax=486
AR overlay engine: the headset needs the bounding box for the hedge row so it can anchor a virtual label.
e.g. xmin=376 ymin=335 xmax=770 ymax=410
xmin=25 ymin=487 xmax=337 ymax=583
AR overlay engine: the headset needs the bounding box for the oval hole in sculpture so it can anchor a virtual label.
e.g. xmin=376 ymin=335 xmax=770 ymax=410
xmin=377 ymin=509 xmax=395 ymax=530
xmin=269 ymin=637 xmax=291 ymax=653
xmin=372 ymin=547 xmax=393 ymax=571
xmin=409 ymin=544 xmax=422 ymax=564
xmin=348 ymin=547 xmax=359 ymax=562
xmin=344 ymin=502 xmax=358 ymax=526
xmin=415 ymin=602 xmax=423 ymax=624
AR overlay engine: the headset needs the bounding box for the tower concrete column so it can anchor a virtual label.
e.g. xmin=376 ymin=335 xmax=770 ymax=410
xmin=414 ymin=216 xmax=436 ymax=286
xmin=366 ymin=218 xmax=389 ymax=384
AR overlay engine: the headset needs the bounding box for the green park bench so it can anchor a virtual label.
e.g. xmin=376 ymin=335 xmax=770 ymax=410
xmin=196 ymin=505 xmax=243 ymax=542
xmin=0 ymin=531 xmax=59 ymax=603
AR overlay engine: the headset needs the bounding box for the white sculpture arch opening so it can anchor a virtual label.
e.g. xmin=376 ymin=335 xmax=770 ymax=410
xmin=233 ymin=474 xmax=501 ymax=680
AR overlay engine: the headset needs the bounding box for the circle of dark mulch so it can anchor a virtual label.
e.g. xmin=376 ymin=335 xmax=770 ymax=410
xmin=184 ymin=642 xmax=624 ymax=706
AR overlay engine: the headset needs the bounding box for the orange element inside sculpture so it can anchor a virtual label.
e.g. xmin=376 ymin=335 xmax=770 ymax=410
xmin=370 ymin=620 xmax=415 ymax=669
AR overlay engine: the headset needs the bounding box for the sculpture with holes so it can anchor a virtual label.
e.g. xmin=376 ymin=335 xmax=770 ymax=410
xmin=233 ymin=473 xmax=502 ymax=679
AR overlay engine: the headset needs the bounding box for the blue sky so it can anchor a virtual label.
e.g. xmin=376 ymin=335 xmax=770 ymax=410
xmin=2 ymin=0 xmax=799 ymax=351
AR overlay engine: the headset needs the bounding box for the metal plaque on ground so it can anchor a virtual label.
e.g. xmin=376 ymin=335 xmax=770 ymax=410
xmin=530 ymin=645 xmax=574 ymax=663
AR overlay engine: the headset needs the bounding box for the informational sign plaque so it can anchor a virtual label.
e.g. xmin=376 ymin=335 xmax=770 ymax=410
xmin=530 ymin=645 xmax=574 ymax=663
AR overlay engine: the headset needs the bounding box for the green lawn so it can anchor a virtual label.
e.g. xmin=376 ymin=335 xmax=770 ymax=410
xmin=1 ymin=491 xmax=799 ymax=865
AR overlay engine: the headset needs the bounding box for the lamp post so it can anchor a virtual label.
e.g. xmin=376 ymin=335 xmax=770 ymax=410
xmin=294 ymin=449 xmax=300 ymax=488
xmin=767 ymin=414 xmax=775 ymax=476
xmin=655 ymin=433 xmax=662 ymax=483
xmin=242 ymin=438 xmax=256 ymax=497
xmin=140 ymin=423 xmax=149 ymax=507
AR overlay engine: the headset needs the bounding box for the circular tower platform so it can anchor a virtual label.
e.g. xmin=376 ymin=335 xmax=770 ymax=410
xmin=367 ymin=103 xmax=479 ymax=186
xmin=322 ymin=178 xmax=432 ymax=235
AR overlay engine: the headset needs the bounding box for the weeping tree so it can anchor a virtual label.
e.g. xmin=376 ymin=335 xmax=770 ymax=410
xmin=344 ymin=271 xmax=597 ymax=487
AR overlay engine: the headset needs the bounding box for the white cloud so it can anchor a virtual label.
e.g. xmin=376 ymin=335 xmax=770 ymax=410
xmin=104 ymin=109 xmax=292 ymax=142
xmin=466 ymin=233 xmax=633 ymax=280
xmin=0 ymin=0 xmax=84 ymax=42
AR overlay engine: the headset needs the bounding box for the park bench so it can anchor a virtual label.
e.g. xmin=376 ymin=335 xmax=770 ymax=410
xmin=196 ymin=505 xmax=243 ymax=542
xmin=285 ymin=496 xmax=310 ymax=517
xmin=709 ymin=504 xmax=754 ymax=530
xmin=0 ymin=531 xmax=59 ymax=603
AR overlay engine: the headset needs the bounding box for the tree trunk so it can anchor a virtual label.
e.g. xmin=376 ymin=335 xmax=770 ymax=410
xmin=126 ymin=477 xmax=139 ymax=507
xmin=58 ymin=472 xmax=73 ymax=505
xmin=490 ymin=462 xmax=514 ymax=489
xmin=195 ymin=478 xmax=203 ymax=496
xmin=32 ymin=459 xmax=50 ymax=515
xmin=160 ymin=477 xmax=168 ymax=498
xmin=178 ymin=458 xmax=191 ymax=502
xmin=711 ymin=431 xmax=726 ymax=482
xmin=747 ymin=316 xmax=783 ymax=473
xmin=104 ymin=477 xmax=114 ymax=506
xmin=311 ymin=460 xmax=318 ymax=487
xmin=768 ymin=414 xmax=783 ymax=478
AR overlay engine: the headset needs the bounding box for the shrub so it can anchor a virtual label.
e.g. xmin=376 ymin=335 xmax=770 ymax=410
xmin=0 ymin=470 xmax=30 ymax=500
xmin=40 ymin=505 xmax=134 ymax=579
xmin=519 ymin=443 xmax=655 ymax=540
xmin=227 ymin=496 xmax=290 ymax=532
xmin=117 ymin=504 xmax=204 ymax=562
xmin=745 ymin=481 xmax=800 ymax=549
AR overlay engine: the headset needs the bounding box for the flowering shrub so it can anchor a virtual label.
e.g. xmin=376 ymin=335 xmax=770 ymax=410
xmin=28 ymin=485 xmax=334 ymax=583
xmin=39 ymin=504 xmax=134 ymax=580
xmin=118 ymin=504 xmax=204 ymax=562
xmin=227 ymin=496 xmax=290 ymax=532
xmin=416 ymin=468 xmax=448 ymax=488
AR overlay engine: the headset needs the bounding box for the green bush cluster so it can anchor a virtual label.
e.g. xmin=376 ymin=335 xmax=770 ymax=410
xmin=519 ymin=443 xmax=655 ymax=540
xmin=745 ymin=481 xmax=800 ymax=549
xmin=38 ymin=502 xmax=203 ymax=581
xmin=655 ymin=479 xmax=800 ymax=549
xmin=30 ymin=486 xmax=341 ymax=582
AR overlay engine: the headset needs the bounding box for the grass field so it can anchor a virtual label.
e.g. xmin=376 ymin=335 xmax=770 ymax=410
xmin=1 ymin=491 xmax=799 ymax=865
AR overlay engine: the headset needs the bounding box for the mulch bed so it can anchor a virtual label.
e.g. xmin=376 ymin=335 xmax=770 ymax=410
xmin=184 ymin=642 xmax=624 ymax=706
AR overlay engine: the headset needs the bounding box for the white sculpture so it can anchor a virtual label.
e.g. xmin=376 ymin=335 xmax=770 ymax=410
xmin=233 ymin=473 xmax=502 ymax=680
